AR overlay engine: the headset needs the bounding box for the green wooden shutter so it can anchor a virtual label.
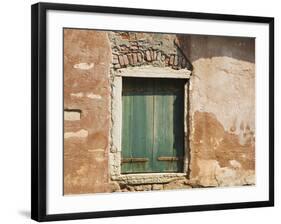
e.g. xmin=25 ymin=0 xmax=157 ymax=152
xmin=153 ymin=79 xmax=184 ymax=172
xmin=122 ymin=78 xmax=154 ymax=173
xmin=121 ymin=78 xmax=185 ymax=173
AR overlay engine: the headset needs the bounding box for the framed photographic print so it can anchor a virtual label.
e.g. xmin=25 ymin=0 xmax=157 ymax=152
xmin=31 ymin=2 xmax=274 ymax=222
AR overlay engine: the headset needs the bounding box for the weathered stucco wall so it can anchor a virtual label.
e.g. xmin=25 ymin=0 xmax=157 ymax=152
xmin=64 ymin=30 xmax=255 ymax=194
xmin=63 ymin=29 xmax=112 ymax=194
xmin=179 ymin=35 xmax=255 ymax=186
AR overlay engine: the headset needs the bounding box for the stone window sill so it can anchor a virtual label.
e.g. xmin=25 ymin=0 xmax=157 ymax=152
xmin=111 ymin=173 xmax=187 ymax=185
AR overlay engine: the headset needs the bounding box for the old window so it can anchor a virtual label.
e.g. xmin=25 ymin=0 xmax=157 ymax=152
xmin=121 ymin=77 xmax=185 ymax=173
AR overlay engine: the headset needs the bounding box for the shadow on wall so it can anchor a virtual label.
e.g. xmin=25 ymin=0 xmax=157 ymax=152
xmin=176 ymin=34 xmax=255 ymax=63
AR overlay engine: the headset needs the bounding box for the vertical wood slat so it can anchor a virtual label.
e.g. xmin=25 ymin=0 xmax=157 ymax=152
xmin=121 ymin=91 xmax=132 ymax=173
xmin=122 ymin=78 xmax=154 ymax=173
xmin=153 ymin=79 xmax=184 ymax=172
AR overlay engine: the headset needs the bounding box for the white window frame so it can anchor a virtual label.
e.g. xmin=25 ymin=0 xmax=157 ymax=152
xmin=110 ymin=66 xmax=191 ymax=184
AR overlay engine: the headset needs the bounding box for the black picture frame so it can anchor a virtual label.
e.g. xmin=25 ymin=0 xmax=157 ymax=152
xmin=31 ymin=2 xmax=274 ymax=222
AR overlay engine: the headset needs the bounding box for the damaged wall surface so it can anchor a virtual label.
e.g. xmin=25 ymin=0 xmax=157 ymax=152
xmin=178 ymin=35 xmax=255 ymax=187
xmin=63 ymin=29 xmax=112 ymax=194
xmin=63 ymin=29 xmax=255 ymax=194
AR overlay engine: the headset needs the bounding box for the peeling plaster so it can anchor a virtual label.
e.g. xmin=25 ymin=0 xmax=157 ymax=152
xmin=229 ymin=160 xmax=242 ymax=169
xmin=86 ymin=93 xmax=102 ymax=99
xmin=64 ymin=129 xmax=88 ymax=139
xmin=71 ymin=92 xmax=102 ymax=100
xmin=64 ymin=110 xmax=81 ymax=121
xmin=195 ymin=159 xmax=255 ymax=187
xmin=70 ymin=92 xmax=83 ymax=98
xmin=88 ymin=148 xmax=104 ymax=153
xmin=64 ymin=30 xmax=256 ymax=194
xmin=73 ymin=62 xmax=94 ymax=70
xmin=191 ymin=56 xmax=255 ymax=137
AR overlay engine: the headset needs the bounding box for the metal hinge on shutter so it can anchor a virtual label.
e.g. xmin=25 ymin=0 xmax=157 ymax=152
xmin=121 ymin=158 xmax=149 ymax=163
xmin=157 ymin=156 xmax=183 ymax=161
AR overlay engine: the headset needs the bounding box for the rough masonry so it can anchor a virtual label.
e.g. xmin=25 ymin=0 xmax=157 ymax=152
xmin=64 ymin=29 xmax=255 ymax=194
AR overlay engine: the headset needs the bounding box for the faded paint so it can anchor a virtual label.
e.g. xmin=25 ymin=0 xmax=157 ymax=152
xmin=86 ymin=93 xmax=102 ymax=99
xmin=70 ymin=92 xmax=102 ymax=100
xmin=64 ymin=30 xmax=255 ymax=194
xmin=190 ymin=57 xmax=255 ymax=137
xmin=189 ymin=111 xmax=255 ymax=186
xmin=229 ymin=160 xmax=242 ymax=169
xmin=64 ymin=28 xmax=112 ymax=195
xmin=73 ymin=62 xmax=95 ymax=70
xmin=70 ymin=92 xmax=83 ymax=98
xmin=178 ymin=35 xmax=255 ymax=186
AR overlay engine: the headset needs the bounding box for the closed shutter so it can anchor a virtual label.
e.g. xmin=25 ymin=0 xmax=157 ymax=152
xmin=153 ymin=79 xmax=184 ymax=172
xmin=121 ymin=78 xmax=185 ymax=173
xmin=122 ymin=78 xmax=154 ymax=173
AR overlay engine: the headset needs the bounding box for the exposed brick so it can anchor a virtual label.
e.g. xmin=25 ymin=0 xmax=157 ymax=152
xmin=156 ymin=52 xmax=162 ymax=61
xmin=112 ymin=57 xmax=119 ymax=64
xmin=174 ymin=55 xmax=179 ymax=66
xmin=150 ymin=50 xmax=154 ymax=61
xmin=120 ymin=32 xmax=129 ymax=39
xmin=123 ymin=55 xmax=129 ymax=65
xmin=152 ymin=184 xmax=163 ymax=190
xmin=145 ymin=50 xmax=151 ymax=61
xmin=143 ymin=185 xmax=152 ymax=191
xmin=114 ymin=63 xmax=121 ymax=69
xmin=112 ymin=54 xmax=118 ymax=60
xmin=134 ymin=184 xmax=152 ymax=191
xmin=137 ymin=53 xmax=143 ymax=62
xmin=120 ymin=45 xmax=129 ymax=51
xmin=130 ymin=45 xmax=138 ymax=50
xmin=132 ymin=53 xmax=138 ymax=64
xmin=153 ymin=51 xmax=157 ymax=60
xmin=169 ymin=55 xmax=175 ymax=65
xmin=127 ymin=54 xmax=133 ymax=65
xmin=118 ymin=55 xmax=124 ymax=66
